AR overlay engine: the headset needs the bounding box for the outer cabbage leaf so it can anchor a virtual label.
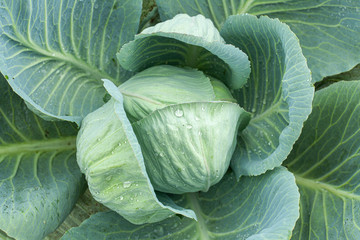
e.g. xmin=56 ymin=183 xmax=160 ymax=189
xmin=220 ymin=15 xmax=313 ymax=177
xmin=317 ymin=64 xmax=360 ymax=90
xmin=117 ymin=14 xmax=250 ymax=90
xmin=0 ymin=231 xmax=13 ymax=240
xmin=61 ymin=167 xmax=300 ymax=240
xmin=0 ymin=74 xmax=85 ymax=240
xmin=45 ymin=190 xmax=109 ymax=240
xmin=284 ymin=80 xmax=360 ymax=240
xmin=76 ymin=80 xmax=196 ymax=224
xmin=0 ymin=0 xmax=142 ymax=123
xmin=156 ymin=0 xmax=360 ymax=83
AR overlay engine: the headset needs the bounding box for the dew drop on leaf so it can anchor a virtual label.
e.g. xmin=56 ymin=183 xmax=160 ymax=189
xmin=186 ymin=124 xmax=193 ymax=129
xmin=123 ymin=181 xmax=132 ymax=188
xmin=175 ymin=109 xmax=184 ymax=117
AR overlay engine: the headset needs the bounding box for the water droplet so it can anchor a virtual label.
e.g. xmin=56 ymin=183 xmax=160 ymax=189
xmin=123 ymin=181 xmax=132 ymax=188
xmin=195 ymin=116 xmax=200 ymax=121
xmin=175 ymin=109 xmax=183 ymax=117
xmin=160 ymin=152 xmax=165 ymax=157
xmin=118 ymin=196 xmax=124 ymax=201
xmin=201 ymin=106 xmax=206 ymax=111
xmin=105 ymin=176 xmax=112 ymax=181
xmin=97 ymin=138 xmax=101 ymax=142
xmin=198 ymin=131 xmax=202 ymax=136
xmin=118 ymin=143 xmax=122 ymax=147
xmin=186 ymin=124 xmax=193 ymax=129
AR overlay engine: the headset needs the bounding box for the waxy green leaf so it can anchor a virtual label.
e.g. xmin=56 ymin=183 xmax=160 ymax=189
xmin=220 ymin=15 xmax=313 ymax=178
xmin=117 ymin=14 xmax=250 ymax=90
xmin=61 ymin=167 xmax=300 ymax=240
xmin=156 ymin=0 xmax=360 ymax=83
xmin=0 ymin=0 xmax=142 ymax=123
xmin=0 ymin=74 xmax=85 ymax=240
xmin=284 ymin=80 xmax=360 ymax=240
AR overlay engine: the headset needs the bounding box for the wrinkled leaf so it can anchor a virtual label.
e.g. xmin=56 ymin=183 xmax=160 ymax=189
xmin=0 ymin=0 xmax=142 ymax=123
xmin=117 ymin=14 xmax=250 ymax=90
xmin=284 ymin=81 xmax=360 ymax=240
xmin=133 ymin=101 xmax=248 ymax=194
xmin=76 ymin=80 xmax=196 ymax=224
xmin=156 ymin=0 xmax=360 ymax=83
xmin=61 ymin=167 xmax=300 ymax=240
xmin=220 ymin=15 xmax=313 ymax=178
xmin=0 ymin=74 xmax=85 ymax=240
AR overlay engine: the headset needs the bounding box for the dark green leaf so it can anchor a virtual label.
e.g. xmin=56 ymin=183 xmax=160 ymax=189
xmin=317 ymin=64 xmax=360 ymax=89
xmin=156 ymin=0 xmax=360 ymax=83
xmin=284 ymin=81 xmax=360 ymax=240
xmin=61 ymin=167 xmax=299 ymax=240
xmin=45 ymin=190 xmax=109 ymax=240
xmin=0 ymin=74 xmax=85 ymax=240
xmin=0 ymin=0 xmax=142 ymax=123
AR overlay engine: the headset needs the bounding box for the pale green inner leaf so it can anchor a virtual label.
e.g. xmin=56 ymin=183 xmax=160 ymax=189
xmin=132 ymin=101 xmax=244 ymax=194
xmin=76 ymin=80 xmax=195 ymax=224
